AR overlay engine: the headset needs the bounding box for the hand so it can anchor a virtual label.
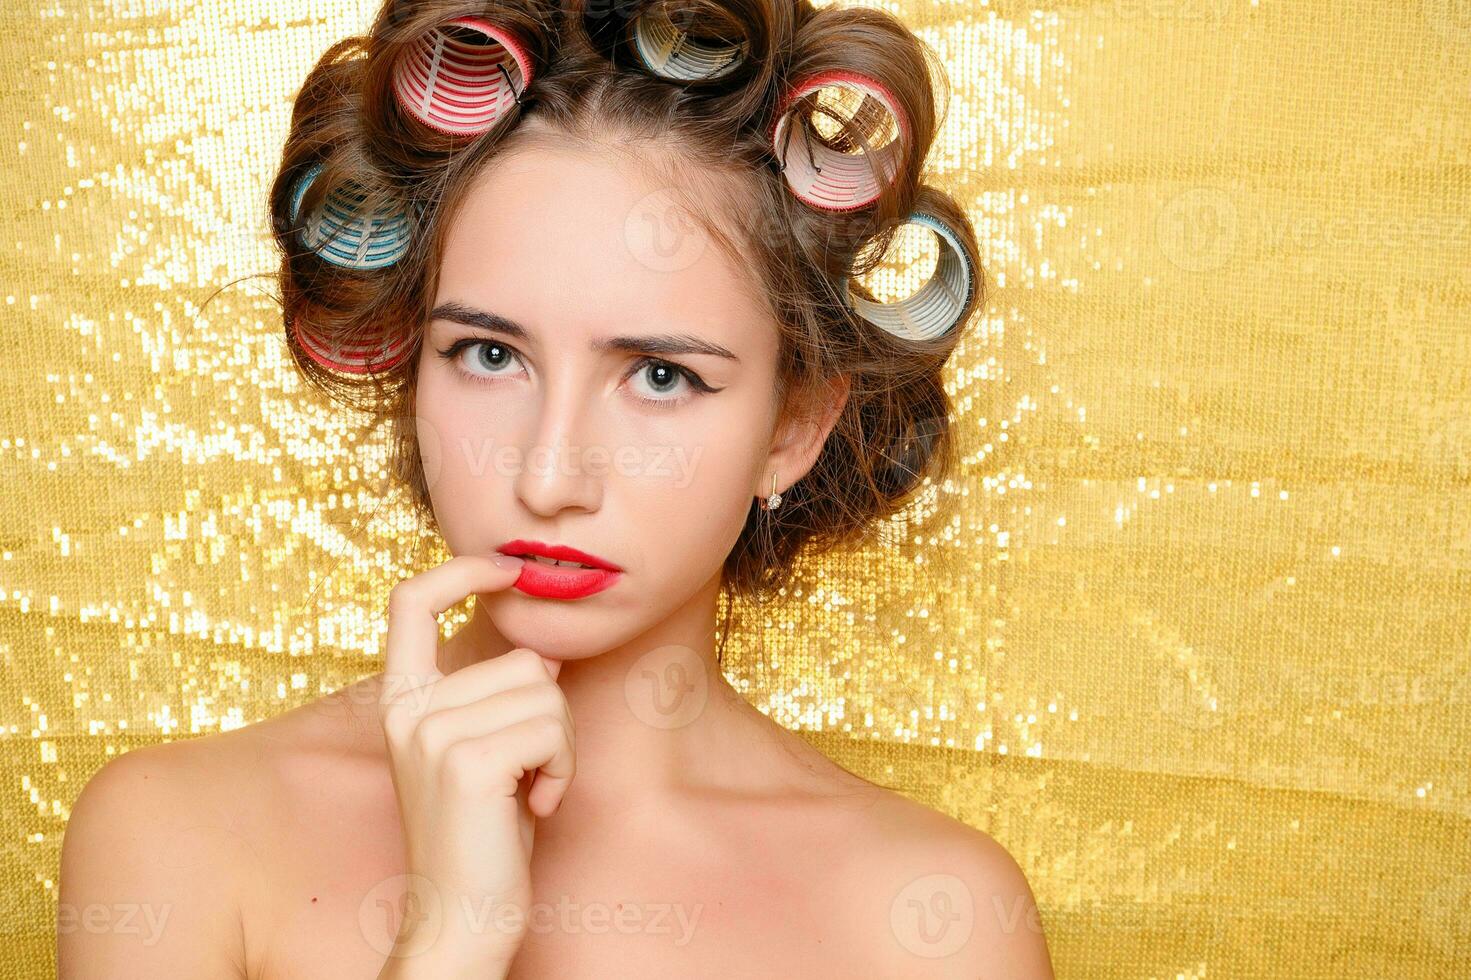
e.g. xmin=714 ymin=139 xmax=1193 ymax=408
xmin=375 ymin=554 xmax=576 ymax=970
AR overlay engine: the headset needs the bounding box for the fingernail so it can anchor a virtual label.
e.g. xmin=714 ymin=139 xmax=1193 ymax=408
xmin=493 ymin=554 xmax=525 ymax=570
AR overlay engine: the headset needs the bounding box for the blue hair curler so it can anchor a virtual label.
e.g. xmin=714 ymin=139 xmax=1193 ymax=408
xmin=288 ymin=162 xmax=412 ymax=271
xmin=847 ymin=211 xmax=976 ymax=342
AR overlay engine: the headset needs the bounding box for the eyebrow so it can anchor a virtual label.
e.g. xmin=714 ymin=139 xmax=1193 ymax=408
xmin=430 ymin=301 xmax=741 ymax=362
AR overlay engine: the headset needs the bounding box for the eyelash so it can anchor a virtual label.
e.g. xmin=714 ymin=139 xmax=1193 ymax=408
xmin=433 ymin=337 xmax=721 ymax=410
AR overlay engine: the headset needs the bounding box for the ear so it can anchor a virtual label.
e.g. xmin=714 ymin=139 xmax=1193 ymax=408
xmin=761 ymin=374 xmax=852 ymax=499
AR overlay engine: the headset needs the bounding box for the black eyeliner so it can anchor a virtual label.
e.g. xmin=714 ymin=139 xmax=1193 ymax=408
xmin=435 ymin=337 xmax=724 ymax=395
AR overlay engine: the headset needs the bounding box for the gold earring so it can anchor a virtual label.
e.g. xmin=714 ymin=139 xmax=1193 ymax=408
xmin=764 ymin=472 xmax=783 ymax=511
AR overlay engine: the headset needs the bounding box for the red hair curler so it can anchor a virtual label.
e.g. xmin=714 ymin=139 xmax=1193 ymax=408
xmin=288 ymin=313 xmax=412 ymax=375
xmin=390 ymin=16 xmax=533 ymax=137
xmin=769 ymin=70 xmax=909 ymax=212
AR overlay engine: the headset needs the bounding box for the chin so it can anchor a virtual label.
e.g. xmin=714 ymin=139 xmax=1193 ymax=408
xmin=485 ymin=591 xmax=638 ymax=660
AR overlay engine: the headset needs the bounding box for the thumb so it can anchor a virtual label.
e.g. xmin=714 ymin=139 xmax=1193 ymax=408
xmin=539 ymin=654 xmax=562 ymax=682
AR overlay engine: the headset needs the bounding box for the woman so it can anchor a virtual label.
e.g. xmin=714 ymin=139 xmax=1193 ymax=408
xmin=57 ymin=0 xmax=1054 ymax=976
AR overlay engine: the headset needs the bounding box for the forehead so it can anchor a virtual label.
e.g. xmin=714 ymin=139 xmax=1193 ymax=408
xmin=434 ymin=140 xmax=772 ymax=345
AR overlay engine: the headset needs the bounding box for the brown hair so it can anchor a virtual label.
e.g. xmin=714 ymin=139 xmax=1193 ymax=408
xmin=269 ymin=0 xmax=986 ymax=611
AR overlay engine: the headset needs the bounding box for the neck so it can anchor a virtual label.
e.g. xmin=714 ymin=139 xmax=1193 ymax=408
xmin=431 ymin=573 xmax=766 ymax=807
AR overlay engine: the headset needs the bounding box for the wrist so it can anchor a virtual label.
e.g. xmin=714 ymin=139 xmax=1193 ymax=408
xmin=380 ymin=895 xmax=526 ymax=979
xmin=378 ymin=929 xmax=520 ymax=980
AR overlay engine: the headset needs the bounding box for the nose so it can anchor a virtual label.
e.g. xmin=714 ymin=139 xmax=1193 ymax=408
xmin=512 ymin=374 xmax=604 ymax=517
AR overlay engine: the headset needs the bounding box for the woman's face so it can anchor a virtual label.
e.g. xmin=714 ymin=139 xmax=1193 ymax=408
xmin=414 ymin=135 xmax=815 ymax=658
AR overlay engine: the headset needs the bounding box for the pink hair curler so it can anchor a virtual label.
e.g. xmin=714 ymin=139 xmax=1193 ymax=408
xmin=769 ymin=70 xmax=909 ymax=212
xmin=390 ymin=16 xmax=533 ymax=137
xmin=289 ymin=313 xmax=412 ymax=375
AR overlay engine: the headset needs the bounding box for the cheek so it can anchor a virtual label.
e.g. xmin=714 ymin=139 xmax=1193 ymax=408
xmin=412 ymin=379 xmax=506 ymax=538
xmin=650 ymin=422 xmax=759 ymax=501
xmin=620 ymin=411 xmax=767 ymax=555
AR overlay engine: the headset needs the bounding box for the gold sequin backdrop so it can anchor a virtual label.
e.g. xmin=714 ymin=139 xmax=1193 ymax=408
xmin=2 ymin=0 xmax=1468 ymax=975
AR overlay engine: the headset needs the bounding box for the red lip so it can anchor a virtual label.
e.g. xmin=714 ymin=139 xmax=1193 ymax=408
xmin=496 ymin=539 xmax=622 ymax=600
xmin=497 ymin=540 xmax=620 ymax=571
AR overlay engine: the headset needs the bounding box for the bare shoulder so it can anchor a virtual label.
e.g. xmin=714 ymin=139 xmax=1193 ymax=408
xmin=58 ymin=726 xmax=260 ymax=977
xmin=57 ymin=676 xmax=386 ymax=978
xmin=752 ymin=720 xmax=1053 ymax=975
xmin=859 ymin=788 xmax=1047 ymax=971
xmin=818 ymin=771 xmax=1055 ymax=978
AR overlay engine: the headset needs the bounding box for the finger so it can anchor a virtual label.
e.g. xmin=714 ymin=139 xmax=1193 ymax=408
xmin=528 ymin=762 xmax=573 ymax=819
xmin=424 ymin=647 xmax=563 ymax=714
xmin=526 ymin=702 xmax=575 ymax=818
xmin=381 ymin=554 xmax=525 ymax=708
xmin=461 ymin=715 xmax=577 ymax=810
xmin=412 ymin=682 xmax=572 ymax=757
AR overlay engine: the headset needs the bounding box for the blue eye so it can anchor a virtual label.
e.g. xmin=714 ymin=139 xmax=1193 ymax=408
xmin=434 ymin=338 xmax=722 ymax=411
xmin=457 ymin=339 xmax=521 ymax=377
xmin=631 ymin=360 xmax=689 ymax=399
